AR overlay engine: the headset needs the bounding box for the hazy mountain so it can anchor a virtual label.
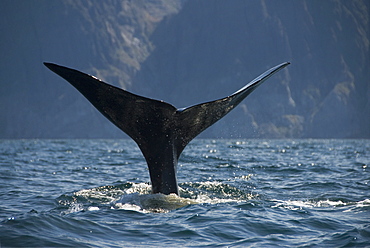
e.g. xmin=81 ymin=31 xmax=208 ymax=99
xmin=1 ymin=0 xmax=182 ymax=138
xmin=1 ymin=0 xmax=369 ymax=138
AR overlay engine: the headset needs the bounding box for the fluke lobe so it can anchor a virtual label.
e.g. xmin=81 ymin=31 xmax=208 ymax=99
xmin=44 ymin=62 xmax=290 ymax=195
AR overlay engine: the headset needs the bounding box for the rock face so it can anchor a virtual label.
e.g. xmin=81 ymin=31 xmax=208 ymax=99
xmin=1 ymin=0 xmax=369 ymax=138
xmin=1 ymin=0 xmax=182 ymax=138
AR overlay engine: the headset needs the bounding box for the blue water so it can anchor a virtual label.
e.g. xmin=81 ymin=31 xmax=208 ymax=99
xmin=1 ymin=139 xmax=369 ymax=247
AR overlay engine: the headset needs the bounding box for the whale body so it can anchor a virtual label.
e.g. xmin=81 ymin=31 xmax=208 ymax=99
xmin=44 ymin=62 xmax=289 ymax=195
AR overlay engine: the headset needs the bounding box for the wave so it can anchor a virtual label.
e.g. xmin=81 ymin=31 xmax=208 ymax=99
xmin=271 ymin=198 xmax=370 ymax=213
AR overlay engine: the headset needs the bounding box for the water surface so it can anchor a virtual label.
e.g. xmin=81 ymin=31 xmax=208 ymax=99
xmin=1 ymin=139 xmax=369 ymax=247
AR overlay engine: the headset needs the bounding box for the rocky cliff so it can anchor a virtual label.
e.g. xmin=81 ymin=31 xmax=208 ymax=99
xmin=1 ymin=0 xmax=369 ymax=138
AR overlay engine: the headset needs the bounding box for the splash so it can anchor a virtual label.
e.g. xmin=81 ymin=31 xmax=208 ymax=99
xmin=58 ymin=181 xmax=255 ymax=214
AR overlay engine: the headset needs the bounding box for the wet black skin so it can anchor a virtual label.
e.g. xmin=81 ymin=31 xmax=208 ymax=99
xmin=44 ymin=62 xmax=289 ymax=195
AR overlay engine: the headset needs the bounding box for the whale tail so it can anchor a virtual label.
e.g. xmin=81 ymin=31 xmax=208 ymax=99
xmin=44 ymin=62 xmax=289 ymax=195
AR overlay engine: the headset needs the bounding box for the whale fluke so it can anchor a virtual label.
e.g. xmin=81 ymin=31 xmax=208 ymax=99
xmin=44 ymin=62 xmax=290 ymax=195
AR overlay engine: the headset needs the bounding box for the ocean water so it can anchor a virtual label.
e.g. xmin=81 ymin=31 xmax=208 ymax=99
xmin=0 ymin=139 xmax=369 ymax=247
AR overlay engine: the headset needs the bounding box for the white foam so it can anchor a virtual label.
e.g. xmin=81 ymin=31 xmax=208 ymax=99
xmin=271 ymin=198 xmax=370 ymax=212
xmin=343 ymin=199 xmax=370 ymax=212
xmin=88 ymin=206 xmax=100 ymax=211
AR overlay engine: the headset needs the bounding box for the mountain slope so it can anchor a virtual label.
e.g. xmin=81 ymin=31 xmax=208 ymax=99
xmin=0 ymin=0 xmax=368 ymax=138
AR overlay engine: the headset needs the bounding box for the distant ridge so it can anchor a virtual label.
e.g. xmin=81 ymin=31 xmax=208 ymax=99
xmin=0 ymin=0 xmax=369 ymax=138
